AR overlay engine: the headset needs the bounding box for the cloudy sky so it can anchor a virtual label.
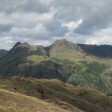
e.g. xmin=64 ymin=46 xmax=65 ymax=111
xmin=0 ymin=0 xmax=112 ymax=49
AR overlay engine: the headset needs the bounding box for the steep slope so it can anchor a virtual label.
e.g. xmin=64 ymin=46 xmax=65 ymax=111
xmin=0 ymin=41 xmax=68 ymax=81
xmin=8 ymin=42 xmax=47 ymax=57
xmin=79 ymin=44 xmax=112 ymax=58
xmin=0 ymin=77 xmax=112 ymax=112
xmin=0 ymin=89 xmax=81 ymax=112
xmin=49 ymin=39 xmax=84 ymax=62
xmin=48 ymin=40 xmax=112 ymax=94
xmin=0 ymin=42 xmax=48 ymax=77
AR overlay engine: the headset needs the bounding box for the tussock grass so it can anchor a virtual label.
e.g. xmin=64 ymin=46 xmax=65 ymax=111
xmin=0 ymin=77 xmax=112 ymax=112
xmin=0 ymin=89 xmax=81 ymax=112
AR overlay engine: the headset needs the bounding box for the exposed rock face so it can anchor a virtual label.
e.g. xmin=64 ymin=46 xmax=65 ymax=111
xmin=8 ymin=42 xmax=47 ymax=57
xmin=13 ymin=42 xmax=22 ymax=48
xmin=51 ymin=39 xmax=78 ymax=51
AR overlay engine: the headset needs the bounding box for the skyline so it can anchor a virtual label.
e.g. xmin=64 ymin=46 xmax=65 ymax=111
xmin=0 ymin=0 xmax=112 ymax=49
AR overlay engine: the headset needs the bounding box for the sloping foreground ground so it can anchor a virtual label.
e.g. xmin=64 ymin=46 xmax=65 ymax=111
xmin=0 ymin=77 xmax=112 ymax=112
xmin=0 ymin=89 xmax=82 ymax=112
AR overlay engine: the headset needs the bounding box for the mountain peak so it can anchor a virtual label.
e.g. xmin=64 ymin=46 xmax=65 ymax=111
xmin=52 ymin=39 xmax=78 ymax=51
xmin=20 ymin=42 xmax=30 ymax=48
xmin=13 ymin=42 xmax=22 ymax=48
xmin=13 ymin=42 xmax=30 ymax=49
xmin=54 ymin=39 xmax=68 ymax=44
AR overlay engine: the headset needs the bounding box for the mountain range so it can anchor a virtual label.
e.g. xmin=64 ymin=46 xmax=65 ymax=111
xmin=0 ymin=39 xmax=112 ymax=95
xmin=0 ymin=39 xmax=112 ymax=112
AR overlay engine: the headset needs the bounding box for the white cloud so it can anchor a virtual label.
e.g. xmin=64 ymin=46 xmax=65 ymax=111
xmin=11 ymin=12 xmax=54 ymax=26
xmin=62 ymin=19 xmax=83 ymax=31
xmin=0 ymin=13 xmax=13 ymax=25
xmin=0 ymin=36 xmax=14 ymax=49
xmin=31 ymin=40 xmax=51 ymax=46
xmin=85 ymin=27 xmax=112 ymax=45
xmin=85 ymin=38 xmax=99 ymax=45
xmin=35 ymin=23 xmax=48 ymax=34
xmin=10 ymin=23 xmax=48 ymax=35
xmin=0 ymin=11 xmax=55 ymax=27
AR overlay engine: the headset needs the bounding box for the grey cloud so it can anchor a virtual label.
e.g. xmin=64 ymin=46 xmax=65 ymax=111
xmin=75 ymin=0 xmax=112 ymax=35
xmin=22 ymin=0 xmax=50 ymax=13
xmin=0 ymin=24 xmax=13 ymax=33
xmin=0 ymin=0 xmax=50 ymax=14
xmin=0 ymin=0 xmax=26 ymax=13
xmin=51 ymin=0 xmax=112 ymax=35
xmin=46 ymin=20 xmax=68 ymax=37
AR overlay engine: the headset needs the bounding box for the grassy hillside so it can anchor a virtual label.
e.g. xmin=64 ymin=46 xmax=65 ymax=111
xmin=0 ymin=89 xmax=81 ymax=112
xmin=0 ymin=77 xmax=112 ymax=112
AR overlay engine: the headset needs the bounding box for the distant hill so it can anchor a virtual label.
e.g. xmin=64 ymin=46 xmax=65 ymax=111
xmin=0 ymin=49 xmax=8 ymax=57
xmin=78 ymin=44 xmax=112 ymax=58
xmin=0 ymin=39 xmax=112 ymax=95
